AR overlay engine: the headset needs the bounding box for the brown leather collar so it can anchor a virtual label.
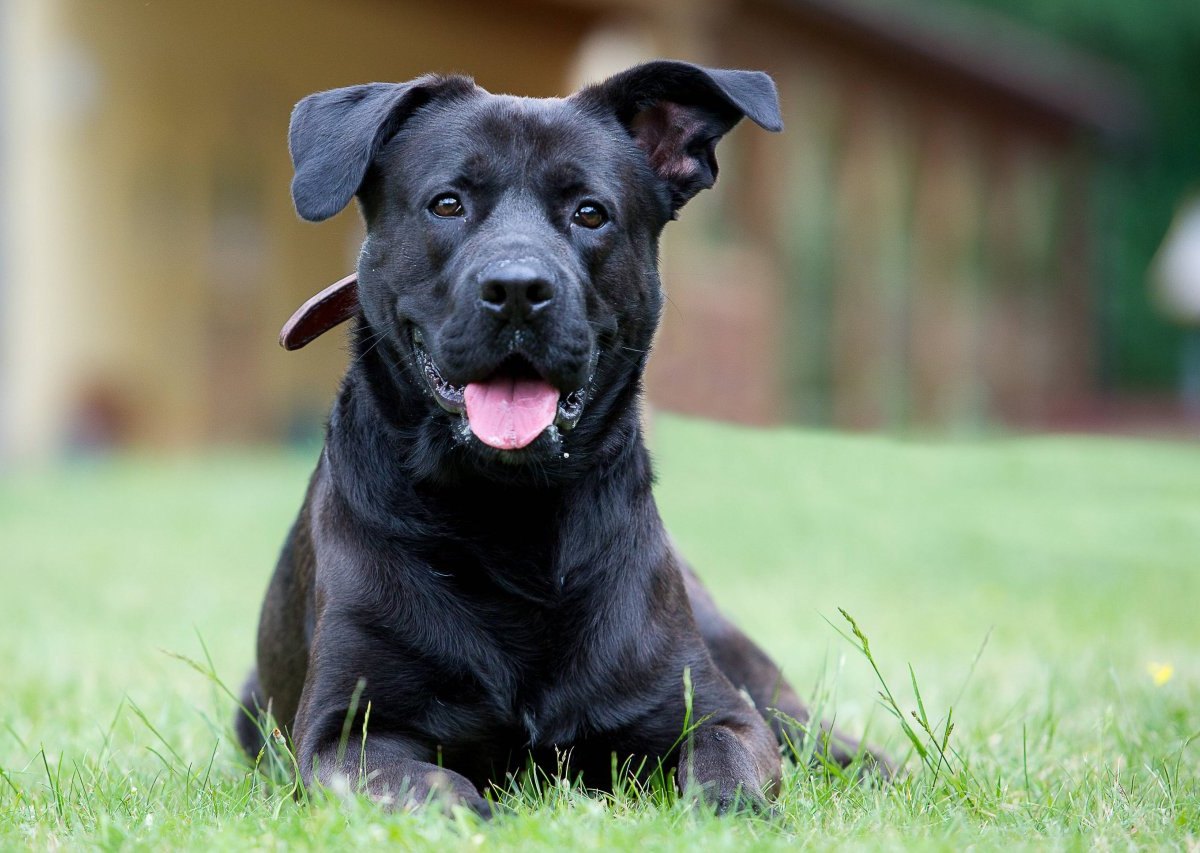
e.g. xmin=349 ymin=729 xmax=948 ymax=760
xmin=279 ymin=273 xmax=359 ymax=350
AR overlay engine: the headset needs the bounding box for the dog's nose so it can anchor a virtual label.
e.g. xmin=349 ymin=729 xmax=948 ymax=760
xmin=478 ymin=262 xmax=555 ymax=321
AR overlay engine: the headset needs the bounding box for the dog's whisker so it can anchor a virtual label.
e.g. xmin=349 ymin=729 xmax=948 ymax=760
xmin=346 ymin=328 xmax=392 ymax=370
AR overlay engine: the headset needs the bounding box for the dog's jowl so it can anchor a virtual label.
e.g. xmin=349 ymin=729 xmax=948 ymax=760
xmin=238 ymin=60 xmax=887 ymax=816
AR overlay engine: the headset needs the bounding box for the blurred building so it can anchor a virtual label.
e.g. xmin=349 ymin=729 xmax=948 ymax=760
xmin=0 ymin=0 xmax=1139 ymax=458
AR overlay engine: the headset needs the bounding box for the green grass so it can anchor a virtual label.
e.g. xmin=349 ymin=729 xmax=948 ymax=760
xmin=1 ymin=415 xmax=1198 ymax=848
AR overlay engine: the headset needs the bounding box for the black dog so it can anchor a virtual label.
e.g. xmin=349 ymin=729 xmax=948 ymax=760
xmin=237 ymin=60 xmax=887 ymax=816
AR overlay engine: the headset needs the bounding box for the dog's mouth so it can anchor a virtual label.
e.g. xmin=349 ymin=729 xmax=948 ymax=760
xmin=413 ymin=330 xmax=587 ymax=452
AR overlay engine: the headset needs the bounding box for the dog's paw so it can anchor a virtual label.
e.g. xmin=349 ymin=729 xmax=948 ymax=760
xmin=403 ymin=769 xmax=496 ymax=819
xmin=678 ymin=724 xmax=775 ymax=816
xmin=820 ymin=740 xmax=901 ymax=783
xmin=680 ymin=776 xmax=768 ymax=816
xmin=858 ymin=746 xmax=901 ymax=782
xmin=325 ymin=763 xmax=495 ymax=818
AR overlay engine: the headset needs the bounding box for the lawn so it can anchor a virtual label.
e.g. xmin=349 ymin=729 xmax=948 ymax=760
xmin=1 ymin=415 xmax=1197 ymax=848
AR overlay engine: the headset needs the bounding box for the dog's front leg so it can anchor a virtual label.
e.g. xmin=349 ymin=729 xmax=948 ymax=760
xmin=676 ymin=665 xmax=782 ymax=814
xmin=301 ymin=733 xmax=493 ymax=817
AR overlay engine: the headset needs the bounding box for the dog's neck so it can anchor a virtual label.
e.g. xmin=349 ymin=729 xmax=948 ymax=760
xmin=321 ymin=366 xmax=666 ymax=602
xmin=321 ymin=328 xmax=661 ymax=570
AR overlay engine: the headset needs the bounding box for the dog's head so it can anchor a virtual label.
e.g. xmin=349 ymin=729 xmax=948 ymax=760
xmin=287 ymin=61 xmax=781 ymax=479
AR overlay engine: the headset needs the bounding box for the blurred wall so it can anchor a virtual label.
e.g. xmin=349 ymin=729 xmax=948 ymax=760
xmin=0 ymin=0 xmax=596 ymax=457
xmin=0 ymin=0 xmax=1135 ymax=459
xmin=702 ymin=0 xmax=1099 ymax=431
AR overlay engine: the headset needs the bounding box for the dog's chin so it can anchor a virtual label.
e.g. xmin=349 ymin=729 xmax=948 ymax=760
xmin=411 ymin=331 xmax=589 ymax=466
xmin=452 ymin=418 xmax=569 ymax=466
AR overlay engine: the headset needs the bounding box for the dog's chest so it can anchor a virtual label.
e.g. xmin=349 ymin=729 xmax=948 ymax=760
xmin=363 ymin=488 xmax=669 ymax=752
xmin=422 ymin=593 xmax=622 ymax=749
xmin=485 ymin=605 xmax=598 ymax=743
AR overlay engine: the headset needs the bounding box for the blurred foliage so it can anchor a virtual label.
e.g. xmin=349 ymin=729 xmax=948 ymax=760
xmin=953 ymin=0 xmax=1200 ymax=389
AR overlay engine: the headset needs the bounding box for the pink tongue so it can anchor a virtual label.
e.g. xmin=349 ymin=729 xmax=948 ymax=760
xmin=464 ymin=376 xmax=560 ymax=450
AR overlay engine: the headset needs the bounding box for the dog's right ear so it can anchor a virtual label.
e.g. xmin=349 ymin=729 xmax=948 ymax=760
xmin=289 ymin=76 xmax=475 ymax=222
xmin=576 ymin=61 xmax=782 ymax=215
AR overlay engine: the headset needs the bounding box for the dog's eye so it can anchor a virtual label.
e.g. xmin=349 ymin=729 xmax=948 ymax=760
xmin=572 ymin=202 xmax=608 ymax=229
xmin=429 ymin=194 xmax=465 ymax=218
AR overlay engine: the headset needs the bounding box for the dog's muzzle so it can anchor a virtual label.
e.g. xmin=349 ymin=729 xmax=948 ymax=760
xmin=412 ymin=329 xmax=588 ymax=452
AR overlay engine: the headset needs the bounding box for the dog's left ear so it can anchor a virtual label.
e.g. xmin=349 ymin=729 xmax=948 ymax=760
xmin=577 ymin=60 xmax=782 ymax=214
xmin=289 ymin=75 xmax=476 ymax=222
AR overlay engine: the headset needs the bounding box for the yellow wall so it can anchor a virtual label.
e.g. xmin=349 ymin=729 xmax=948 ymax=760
xmin=3 ymin=0 xmax=80 ymax=459
xmin=2 ymin=0 xmax=597 ymax=457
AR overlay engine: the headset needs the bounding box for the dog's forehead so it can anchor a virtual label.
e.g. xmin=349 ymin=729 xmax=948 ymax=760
xmin=404 ymin=91 xmax=626 ymax=171
xmin=466 ymin=92 xmax=597 ymax=135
